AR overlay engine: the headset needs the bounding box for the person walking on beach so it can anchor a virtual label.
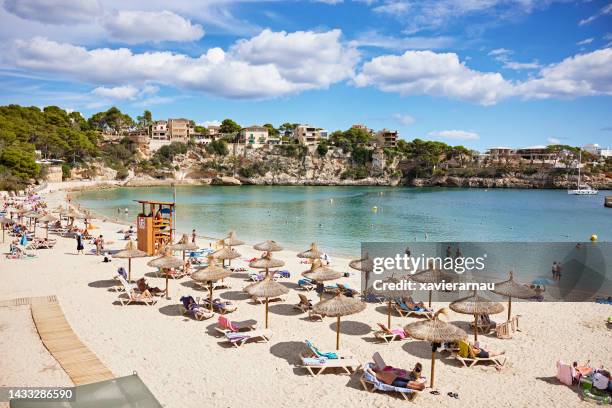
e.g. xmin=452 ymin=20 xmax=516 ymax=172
xmin=446 ymin=245 xmax=452 ymax=258
xmin=192 ymin=229 xmax=196 ymax=244
xmin=455 ymin=246 xmax=462 ymax=258
xmin=76 ymin=231 xmax=84 ymax=255
xmin=556 ymin=262 xmax=562 ymax=281
xmin=552 ymin=262 xmax=558 ymax=280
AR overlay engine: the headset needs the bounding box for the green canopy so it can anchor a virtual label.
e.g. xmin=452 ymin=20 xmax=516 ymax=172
xmin=10 ymin=374 xmax=161 ymax=408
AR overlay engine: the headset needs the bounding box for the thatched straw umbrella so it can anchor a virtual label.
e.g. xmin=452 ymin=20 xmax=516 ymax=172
xmin=168 ymin=233 xmax=199 ymax=262
xmin=147 ymin=250 xmax=184 ymax=298
xmin=65 ymin=208 xmax=84 ymax=226
xmin=449 ymin=290 xmax=504 ymax=341
xmin=302 ymin=260 xmax=343 ymax=299
xmin=372 ymin=275 xmax=404 ymax=329
xmin=0 ymin=216 xmax=15 ymax=243
xmin=297 ymin=242 xmax=323 ymax=260
xmin=302 ymin=260 xmax=342 ymax=281
xmin=313 ymin=293 xmax=366 ymax=350
xmin=218 ymin=231 xmax=244 ymax=266
xmin=245 ymin=273 xmax=289 ymax=328
xmin=411 ymin=262 xmax=456 ymax=307
xmin=404 ymin=308 xmax=467 ymax=388
xmin=249 ymin=252 xmax=284 ymax=274
xmin=38 ymin=213 xmax=58 ymax=240
xmin=191 ymin=255 xmax=232 ymax=313
xmin=349 ymin=251 xmax=373 ymax=289
xmin=223 ymin=231 xmax=244 ymax=247
xmin=214 ymin=245 xmax=241 ymax=268
xmin=114 ymin=239 xmax=149 ymax=281
xmin=492 ymin=271 xmax=536 ymax=321
xmin=253 ymin=240 xmax=283 ymax=252
xmin=23 ymin=211 xmax=40 ymax=234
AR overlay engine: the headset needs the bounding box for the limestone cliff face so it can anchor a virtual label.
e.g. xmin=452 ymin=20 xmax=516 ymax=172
xmin=187 ymin=146 xmax=402 ymax=186
xmin=71 ymin=146 xmax=611 ymax=189
xmin=410 ymin=173 xmax=612 ymax=189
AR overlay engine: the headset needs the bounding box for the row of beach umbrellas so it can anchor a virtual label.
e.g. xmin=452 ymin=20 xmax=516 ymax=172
xmin=107 ymin=232 xmax=533 ymax=390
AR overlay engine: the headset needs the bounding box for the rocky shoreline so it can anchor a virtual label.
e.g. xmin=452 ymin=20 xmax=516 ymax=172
xmin=58 ymin=173 xmax=612 ymax=190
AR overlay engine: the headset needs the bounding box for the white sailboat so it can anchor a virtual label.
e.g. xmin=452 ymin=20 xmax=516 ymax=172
xmin=568 ymin=150 xmax=598 ymax=195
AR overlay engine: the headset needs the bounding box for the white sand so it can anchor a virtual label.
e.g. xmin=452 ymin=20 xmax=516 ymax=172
xmin=0 ymin=184 xmax=610 ymax=407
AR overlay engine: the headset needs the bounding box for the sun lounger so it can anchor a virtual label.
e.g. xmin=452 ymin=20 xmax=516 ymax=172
xmin=452 ymin=340 xmax=507 ymax=368
xmin=394 ymin=299 xmax=433 ymax=319
xmin=300 ymin=354 xmax=361 ymax=376
xmin=160 ymin=268 xmax=188 ymax=279
xmin=6 ymin=245 xmax=37 ymax=259
xmin=179 ymin=296 xmax=214 ymax=320
xmin=116 ymin=275 xmax=157 ymax=306
xmin=470 ymin=314 xmax=496 ymax=333
xmin=373 ymin=323 xmax=408 ymax=343
xmin=363 ymin=292 xmax=385 ymax=303
xmin=294 ymin=294 xmax=312 ymax=313
xmin=298 ymin=278 xmax=316 ymax=291
xmin=202 ymin=297 xmax=237 ymax=314
xmin=293 ymin=294 xmax=324 ymax=321
xmin=224 ymin=329 xmax=272 ymax=347
xmin=304 ymin=340 xmax=356 ymax=360
xmin=214 ymin=315 xmax=258 ymax=335
xmin=337 ymin=283 xmax=359 ymax=297
xmin=360 ymin=363 xmax=421 ymax=401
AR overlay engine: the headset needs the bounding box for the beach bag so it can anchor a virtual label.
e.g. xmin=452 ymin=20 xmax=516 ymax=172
xmin=557 ymin=361 xmax=573 ymax=386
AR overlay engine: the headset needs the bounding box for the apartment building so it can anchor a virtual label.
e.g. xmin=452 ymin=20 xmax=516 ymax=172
xmin=167 ymin=118 xmax=191 ymax=141
xmin=237 ymin=125 xmax=269 ymax=147
xmin=151 ymin=120 xmax=168 ymax=140
xmin=294 ymin=124 xmax=323 ymax=146
xmin=376 ymin=129 xmax=398 ymax=148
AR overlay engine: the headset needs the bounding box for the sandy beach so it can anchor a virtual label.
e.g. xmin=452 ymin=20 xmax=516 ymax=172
xmin=1 ymin=183 xmax=611 ymax=408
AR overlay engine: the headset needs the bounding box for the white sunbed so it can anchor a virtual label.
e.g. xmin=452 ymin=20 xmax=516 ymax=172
xmin=116 ymin=275 xmax=157 ymax=306
xmin=224 ymin=329 xmax=272 ymax=347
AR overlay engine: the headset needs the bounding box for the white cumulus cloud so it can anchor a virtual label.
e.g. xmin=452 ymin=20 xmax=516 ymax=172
xmin=5 ymin=30 xmax=358 ymax=100
xmin=547 ymin=137 xmax=561 ymax=144
xmin=517 ymin=48 xmax=612 ymax=99
xmin=355 ymin=47 xmax=612 ymax=104
xmin=102 ymin=10 xmax=204 ymax=44
xmin=429 ymin=130 xmax=480 ymax=140
xmin=354 ymin=50 xmax=511 ymax=105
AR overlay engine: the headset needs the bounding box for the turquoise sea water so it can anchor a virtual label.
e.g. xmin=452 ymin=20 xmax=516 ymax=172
xmin=75 ymin=186 xmax=612 ymax=257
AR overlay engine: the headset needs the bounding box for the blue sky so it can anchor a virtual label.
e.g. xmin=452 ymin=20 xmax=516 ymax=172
xmin=0 ymin=0 xmax=611 ymax=151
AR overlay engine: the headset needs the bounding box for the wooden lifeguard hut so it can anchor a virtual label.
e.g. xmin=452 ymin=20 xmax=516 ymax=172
xmin=135 ymin=200 xmax=175 ymax=255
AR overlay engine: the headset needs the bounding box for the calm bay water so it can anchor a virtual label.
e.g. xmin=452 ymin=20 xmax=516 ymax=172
xmin=75 ymin=186 xmax=612 ymax=257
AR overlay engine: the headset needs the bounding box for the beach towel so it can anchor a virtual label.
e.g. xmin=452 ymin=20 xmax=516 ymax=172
xmin=218 ymin=315 xmax=232 ymax=331
xmin=226 ymin=332 xmax=250 ymax=342
xmin=363 ymin=363 xmax=418 ymax=395
xmin=306 ymin=340 xmax=338 ymax=359
xmin=390 ymin=328 xmax=407 ymax=339
xmin=302 ymin=357 xmax=328 ymax=366
xmin=117 ymin=267 xmax=127 ymax=280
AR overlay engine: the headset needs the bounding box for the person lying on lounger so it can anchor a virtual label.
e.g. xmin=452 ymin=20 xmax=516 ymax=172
xmin=470 ymin=342 xmax=505 ymax=359
xmin=404 ymin=296 xmax=427 ymax=311
xmin=136 ymin=278 xmax=165 ymax=295
xmin=372 ymin=363 xmax=425 ymax=391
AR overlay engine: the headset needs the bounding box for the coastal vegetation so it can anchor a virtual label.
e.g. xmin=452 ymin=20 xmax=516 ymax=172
xmin=0 ymin=104 xmax=610 ymax=190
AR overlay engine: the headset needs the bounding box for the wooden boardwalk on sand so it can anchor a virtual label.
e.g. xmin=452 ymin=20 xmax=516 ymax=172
xmin=2 ymin=295 xmax=115 ymax=385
